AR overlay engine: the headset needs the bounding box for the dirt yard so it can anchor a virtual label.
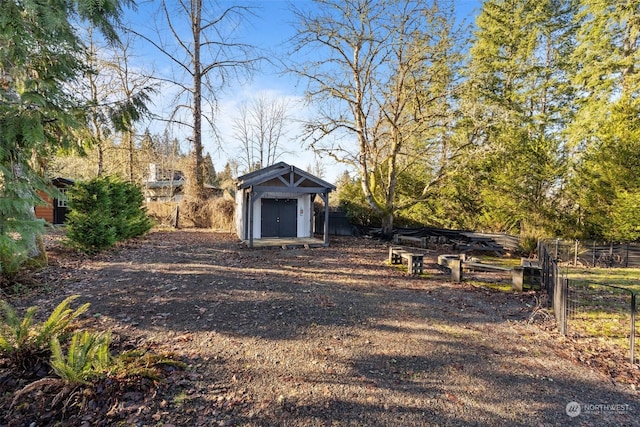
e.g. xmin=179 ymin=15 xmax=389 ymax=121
xmin=2 ymin=229 xmax=638 ymax=426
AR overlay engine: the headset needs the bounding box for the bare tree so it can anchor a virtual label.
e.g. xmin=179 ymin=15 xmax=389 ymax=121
xmin=289 ymin=0 xmax=465 ymax=237
xmin=72 ymin=30 xmax=154 ymax=181
xmin=108 ymin=35 xmax=156 ymax=183
xmin=307 ymin=154 xmax=327 ymax=179
xmin=76 ymin=27 xmax=116 ymax=177
xmin=129 ymin=1 xmax=260 ymax=200
xmin=231 ymin=94 xmax=291 ymax=173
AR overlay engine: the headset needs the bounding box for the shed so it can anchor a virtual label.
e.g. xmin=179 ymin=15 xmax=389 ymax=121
xmin=235 ymin=162 xmax=336 ymax=248
xmin=34 ymin=177 xmax=74 ymax=224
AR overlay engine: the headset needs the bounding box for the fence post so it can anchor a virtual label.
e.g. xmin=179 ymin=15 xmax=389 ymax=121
xmin=626 ymin=243 xmax=630 ymax=268
xmin=632 ymin=292 xmax=636 ymax=365
xmin=593 ymin=241 xmax=596 ymax=267
xmin=562 ymin=278 xmax=568 ymax=336
xmin=553 ymin=272 xmax=567 ymax=336
xmin=173 ymin=205 xmax=180 ymax=229
xmin=555 ymin=239 xmax=559 ymax=259
xmin=574 ymin=239 xmax=578 ymax=266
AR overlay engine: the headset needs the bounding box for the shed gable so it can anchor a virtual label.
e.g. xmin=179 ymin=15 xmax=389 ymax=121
xmin=237 ymin=162 xmax=335 ymax=193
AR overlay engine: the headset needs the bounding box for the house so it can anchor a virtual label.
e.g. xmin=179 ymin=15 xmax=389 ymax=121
xmin=34 ymin=177 xmax=74 ymax=224
xmin=144 ymin=164 xmax=222 ymax=202
xmin=235 ymin=162 xmax=336 ymax=248
xmin=144 ymin=177 xmax=186 ymax=202
xmin=144 ymin=164 xmax=186 ymax=202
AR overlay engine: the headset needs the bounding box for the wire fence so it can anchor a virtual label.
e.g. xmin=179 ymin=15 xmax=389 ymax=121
xmin=545 ymin=239 xmax=640 ymax=268
xmin=539 ymin=241 xmax=638 ymax=365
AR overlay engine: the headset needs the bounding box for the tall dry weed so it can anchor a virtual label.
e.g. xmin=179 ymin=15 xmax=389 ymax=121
xmin=145 ymin=197 xmax=234 ymax=230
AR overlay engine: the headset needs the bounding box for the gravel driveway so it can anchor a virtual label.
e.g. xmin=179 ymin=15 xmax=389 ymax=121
xmin=8 ymin=229 xmax=639 ymax=426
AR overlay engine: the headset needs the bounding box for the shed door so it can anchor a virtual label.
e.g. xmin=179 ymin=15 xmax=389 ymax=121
xmin=261 ymin=198 xmax=297 ymax=238
xmin=53 ymin=190 xmax=69 ymax=224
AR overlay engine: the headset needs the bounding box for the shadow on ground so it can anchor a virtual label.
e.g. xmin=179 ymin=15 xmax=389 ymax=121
xmin=20 ymin=230 xmax=639 ymax=426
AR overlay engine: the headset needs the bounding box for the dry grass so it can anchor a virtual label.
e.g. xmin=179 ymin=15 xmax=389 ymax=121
xmin=145 ymin=197 xmax=235 ymax=231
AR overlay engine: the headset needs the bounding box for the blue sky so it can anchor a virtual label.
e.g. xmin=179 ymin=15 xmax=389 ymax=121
xmin=125 ymin=0 xmax=483 ymax=182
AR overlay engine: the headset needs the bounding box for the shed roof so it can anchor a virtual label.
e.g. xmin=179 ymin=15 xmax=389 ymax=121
xmin=51 ymin=177 xmax=74 ymax=187
xmin=236 ymin=162 xmax=336 ymax=193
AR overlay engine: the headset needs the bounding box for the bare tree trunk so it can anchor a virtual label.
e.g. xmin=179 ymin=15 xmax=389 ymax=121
xmin=131 ymin=1 xmax=257 ymax=197
xmin=189 ymin=0 xmax=206 ymax=200
xmin=380 ymin=212 xmax=394 ymax=240
xmin=127 ymin=130 xmax=134 ymax=182
xmin=96 ymin=144 xmax=104 ymax=176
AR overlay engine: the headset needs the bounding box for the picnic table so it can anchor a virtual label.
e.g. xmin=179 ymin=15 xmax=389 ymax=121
xmin=456 ymin=234 xmax=504 ymax=256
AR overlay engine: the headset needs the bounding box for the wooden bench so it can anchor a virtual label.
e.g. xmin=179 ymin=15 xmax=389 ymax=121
xmin=389 ymin=246 xmax=424 ymax=274
xmin=393 ymin=234 xmax=428 ymax=248
xmin=463 ymin=261 xmax=511 ymax=272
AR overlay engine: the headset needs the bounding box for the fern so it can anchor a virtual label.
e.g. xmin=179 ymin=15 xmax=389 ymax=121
xmin=0 ymin=295 xmax=89 ymax=370
xmin=35 ymin=295 xmax=90 ymax=347
xmin=50 ymin=331 xmax=113 ymax=385
xmin=0 ymin=302 xmax=37 ymax=353
xmin=50 ymin=335 xmax=185 ymax=386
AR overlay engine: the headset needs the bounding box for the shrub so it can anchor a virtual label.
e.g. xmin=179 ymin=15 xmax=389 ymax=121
xmin=0 ymin=295 xmax=90 ymax=371
xmin=65 ymin=178 xmax=116 ymax=253
xmin=0 ymin=233 xmax=28 ymax=280
xmin=108 ymin=178 xmax=153 ymax=240
xmin=178 ymin=199 xmax=212 ymax=228
xmin=209 ymin=197 xmax=235 ymax=231
xmin=518 ymin=223 xmax=548 ymax=257
xmin=334 ymin=176 xmax=380 ymax=227
xmin=145 ymin=201 xmax=179 ymax=227
xmin=65 ymin=176 xmax=152 ymax=253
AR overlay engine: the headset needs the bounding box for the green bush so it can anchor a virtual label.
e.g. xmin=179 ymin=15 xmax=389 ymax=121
xmin=120 ymin=180 xmax=153 ymax=238
xmin=517 ymin=223 xmax=548 ymax=257
xmin=0 ymin=234 xmax=28 ymax=279
xmin=335 ymin=176 xmax=380 ymax=227
xmin=65 ymin=176 xmax=152 ymax=253
xmin=66 ymin=178 xmax=116 ymax=253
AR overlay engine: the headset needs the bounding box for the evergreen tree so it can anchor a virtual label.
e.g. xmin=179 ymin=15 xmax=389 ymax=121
xmin=457 ymin=0 xmax=575 ymax=234
xmin=216 ymin=162 xmax=237 ymax=192
xmin=567 ymin=0 xmax=640 ymax=240
xmin=0 ymin=0 xmax=132 ymax=276
xmin=203 ymin=153 xmax=218 ymax=187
